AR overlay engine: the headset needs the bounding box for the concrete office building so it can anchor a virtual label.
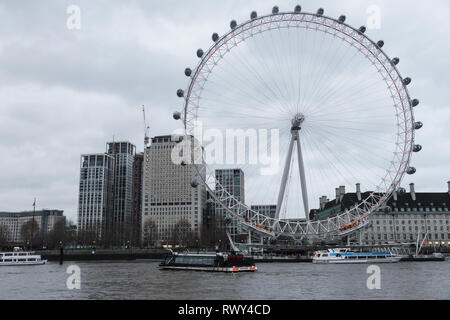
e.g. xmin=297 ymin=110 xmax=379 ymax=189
xmin=141 ymin=135 xmax=206 ymax=245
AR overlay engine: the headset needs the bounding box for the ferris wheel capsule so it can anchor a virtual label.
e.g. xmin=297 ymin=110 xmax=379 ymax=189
xmin=377 ymin=40 xmax=384 ymax=48
xmin=196 ymin=49 xmax=204 ymax=58
xmin=414 ymin=121 xmax=423 ymax=129
xmin=250 ymin=11 xmax=257 ymax=20
xmin=397 ymin=187 xmax=406 ymax=194
xmin=184 ymin=68 xmax=192 ymax=77
xmin=294 ymin=5 xmax=302 ymax=13
xmin=317 ymin=8 xmax=324 ymax=16
xmin=176 ymin=89 xmax=184 ymax=97
xmin=407 ymin=167 xmax=416 ymax=175
xmin=212 ymin=33 xmax=219 ymax=42
xmin=383 ymin=206 xmax=392 ymax=213
xmin=190 ymin=180 xmax=199 ymax=188
xmin=403 ymin=77 xmax=412 ymax=85
xmin=272 ymin=6 xmax=279 ymax=14
xmin=411 ymin=99 xmax=419 ymax=107
xmin=230 ymin=20 xmax=237 ymax=29
xmin=338 ymin=15 xmax=346 ymax=23
xmin=173 ymin=111 xmax=181 ymax=120
xmin=392 ymin=57 xmax=400 ymax=65
xmin=413 ymin=145 xmax=422 ymax=152
xmin=358 ymin=26 xmax=366 ymax=33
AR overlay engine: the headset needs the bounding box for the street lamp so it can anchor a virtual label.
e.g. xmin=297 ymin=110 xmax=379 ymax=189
xmin=59 ymin=241 xmax=64 ymax=265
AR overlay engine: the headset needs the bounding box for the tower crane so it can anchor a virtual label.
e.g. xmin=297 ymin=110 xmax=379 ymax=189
xmin=142 ymin=105 xmax=150 ymax=147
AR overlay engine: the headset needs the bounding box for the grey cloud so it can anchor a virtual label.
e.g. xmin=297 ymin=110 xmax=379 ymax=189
xmin=0 ymin=0 xmax=449 ymax=221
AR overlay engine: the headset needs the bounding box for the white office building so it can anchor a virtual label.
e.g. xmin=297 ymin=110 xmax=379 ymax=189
xmin=0 ymin=210 xmax=65 ymax=243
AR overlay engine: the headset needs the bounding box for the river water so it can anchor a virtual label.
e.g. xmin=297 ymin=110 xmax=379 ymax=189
xmin=0 ymin=260 xmax=449 ymax=299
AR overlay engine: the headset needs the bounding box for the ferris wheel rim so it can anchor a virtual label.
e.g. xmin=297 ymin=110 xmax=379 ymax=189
xmin=180 ymin=9 xmax=416 ymax=237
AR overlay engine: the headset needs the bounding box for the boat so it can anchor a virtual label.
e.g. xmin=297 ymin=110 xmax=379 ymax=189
xmin=312 ymin=248 xmax=401 ymax=264
xmin=401 ymin=231 xmax=446 ymax=262
xmin=159 ymin=251 xmax=257 ymax=272
xmin=401 ymin=252 xmax=445 ymax=262
xmin=0 ymin=251 xmax=47 ymax=266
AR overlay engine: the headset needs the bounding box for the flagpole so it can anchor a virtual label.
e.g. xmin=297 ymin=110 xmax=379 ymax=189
xmin=31 ymin=198 xmax=36 ymax=251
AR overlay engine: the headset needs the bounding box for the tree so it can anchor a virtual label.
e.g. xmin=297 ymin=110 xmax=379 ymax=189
xmin=124 ymin=215 xmax=141 ymax=247
xmin=20 ymin=220 xmax=40 ymax=249
xmin=143 ymin=219 xmax=158 ymax=248
xmin=0 ymin=224 xmax=11 ymax=249
xmin=170 ymin=219 xmax=197 ymax=248
xmin=77 ymin=227 xmax=100 ymax=247
xmin=47 ymin=219 xmax=67 ymax=249
xmin=201 ymin=213 xmax=227 ymax=248
xmin=64 ymin=219 xmax=77 ymax=246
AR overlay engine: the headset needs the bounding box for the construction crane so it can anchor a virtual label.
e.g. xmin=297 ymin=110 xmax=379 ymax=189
xmin=142 ymin=105 xmax=150 ymax=147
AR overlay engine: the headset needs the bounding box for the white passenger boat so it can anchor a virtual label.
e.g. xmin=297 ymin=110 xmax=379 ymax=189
xmin=0 ymin=251 xmax=47 ymax=266
xmin=312 ymin=248 xmax=401 ymax=264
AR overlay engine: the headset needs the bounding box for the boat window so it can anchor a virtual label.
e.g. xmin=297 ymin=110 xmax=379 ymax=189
xmin=321 ymin=254 xmax=328 ymax=257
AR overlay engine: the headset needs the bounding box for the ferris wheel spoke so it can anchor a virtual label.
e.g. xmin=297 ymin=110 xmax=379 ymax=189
xmin=311 ymin=65 xmax=388 ymax=111
xmin=308 ymin=70 xmax=388 ymax=118
xmin=301 ymin=126 xmax=364 ymax=191
xmin=229 ymin=38 xmax=294 ymax=115
xmin=303 ymin=35 xmax=366 ymax=113
xmin=208 ymin=60 xmax=290 ymax=116
xmin=302 ymin=30 xmax=355 ymax=115
xmin=307 ymin=124 xmax=395 ymax=172
xmin=302 ymin=126 xmax=383 ymax=190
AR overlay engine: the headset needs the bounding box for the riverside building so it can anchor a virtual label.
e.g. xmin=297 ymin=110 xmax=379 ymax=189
xmin=0 ymin=210 xmax=65 ymax=243
xmin=77 ymin=153 xmax=114 ymax=237
xmin=106 ymin=141 xmax=136 ymax=241
xmin=310 ymin=182 xmax=450 ymax=247
xmin=215 ymin=169 xmax=245 ymax=240
xmin=141 ymin=135 xmax=206 ymax=245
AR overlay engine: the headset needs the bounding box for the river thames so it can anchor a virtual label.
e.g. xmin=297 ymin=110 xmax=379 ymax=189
xmin=0 ymin=260 xmax=449 ymax=299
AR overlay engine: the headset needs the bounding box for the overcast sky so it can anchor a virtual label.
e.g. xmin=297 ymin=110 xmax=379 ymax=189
xmin=0 ymin=0 xmax=449 ymax=222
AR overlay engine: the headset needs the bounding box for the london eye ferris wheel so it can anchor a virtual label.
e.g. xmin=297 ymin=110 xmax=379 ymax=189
xmin=174 ymin=5 xmax=422 ymax=239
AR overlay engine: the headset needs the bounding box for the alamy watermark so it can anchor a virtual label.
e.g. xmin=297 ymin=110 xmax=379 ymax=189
xmin=366 ymin=5 xmax=381 ymax=29
xmin=66 ymin=5 xmax=81 ymax=30
xmin=170 ymin=121 xmax=280 ymax=176
xmin=366 ymin=265 xmax=381 ymax=290
xmin=66 ymin=264 xmax=81 ymax=290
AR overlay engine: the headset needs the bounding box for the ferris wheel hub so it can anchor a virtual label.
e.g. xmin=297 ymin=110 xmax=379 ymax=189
xmin=291 ymin=113 xmax=305 ymax=131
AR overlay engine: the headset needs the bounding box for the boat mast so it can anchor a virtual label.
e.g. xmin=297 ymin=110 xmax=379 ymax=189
xmin=31 ymin=198 xmax=36 ymax=250
xmin=416 ymin=231 xmax=429 ymax=256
